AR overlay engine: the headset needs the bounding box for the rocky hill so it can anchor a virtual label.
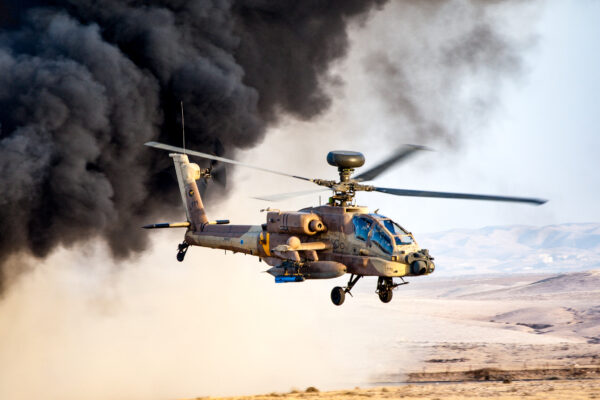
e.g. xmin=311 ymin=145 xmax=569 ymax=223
xmin=419 ymin=223 xmax=600 ymax=276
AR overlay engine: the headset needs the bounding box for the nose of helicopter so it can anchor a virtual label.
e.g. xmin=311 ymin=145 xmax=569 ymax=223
xmin=406 ymin=249 xmax=435 ymax=275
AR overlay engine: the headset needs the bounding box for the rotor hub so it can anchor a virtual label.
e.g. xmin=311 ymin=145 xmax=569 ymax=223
xmin=326 ymin=151 xmax=365 ymax=169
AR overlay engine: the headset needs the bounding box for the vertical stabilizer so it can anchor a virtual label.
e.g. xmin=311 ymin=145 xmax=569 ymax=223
xmin=170 ymin=153 xmax=208 ymax=229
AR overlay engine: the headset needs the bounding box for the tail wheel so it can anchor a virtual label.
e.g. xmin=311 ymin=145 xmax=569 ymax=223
xmin=331 ymin=286 xmax=345 ymax=306
xmin=378 ymin=289 xmax=393 ymax=303
xmin=176 ymin=242 xmax=189 ymax=262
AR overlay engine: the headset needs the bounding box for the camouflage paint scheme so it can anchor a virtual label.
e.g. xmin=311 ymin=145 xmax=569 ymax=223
xmin=171 ymin=152 xmax=435 ymax=280
xmin=145 ymin=143 xmax=545 ymax=304
xmin=186 ymin=206 xmax=435 ymax=278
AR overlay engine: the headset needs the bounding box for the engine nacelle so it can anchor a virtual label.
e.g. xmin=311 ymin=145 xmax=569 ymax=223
xmin=266 ymin=211 xmax=326 ymax=236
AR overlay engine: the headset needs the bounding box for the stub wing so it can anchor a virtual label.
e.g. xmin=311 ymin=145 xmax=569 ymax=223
xmin=272 ymin=241 xmax=332 ymax=252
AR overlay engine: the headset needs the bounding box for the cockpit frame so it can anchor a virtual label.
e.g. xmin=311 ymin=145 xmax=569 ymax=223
xmin=351 ymin=214 xmax=415 ymax=256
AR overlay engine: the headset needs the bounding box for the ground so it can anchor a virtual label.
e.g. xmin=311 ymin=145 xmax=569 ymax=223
xmin=192 ymin=379 xmax=600 ymax=400
xmin=189 ymin=270 xmax=600 ymax=399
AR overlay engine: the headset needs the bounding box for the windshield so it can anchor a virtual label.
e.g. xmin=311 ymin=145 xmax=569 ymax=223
xmin=382 ymin=219 xmax=408 ymax=235
xmin=352 ymin=216 xmax=372 ymax=241
xmin=371 ymin=224 xmax=394 ymax=254
xmin=382 ymin=219 xmax=413 ymax=246
xmin=394 ymin=235 xmax=413 ymax=245
xmin=354 ymin=215 xmax=408 ymax=252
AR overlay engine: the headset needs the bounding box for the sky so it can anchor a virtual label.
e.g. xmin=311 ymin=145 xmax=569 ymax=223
xmin=224 ymin=0 xmax=600 ymax=236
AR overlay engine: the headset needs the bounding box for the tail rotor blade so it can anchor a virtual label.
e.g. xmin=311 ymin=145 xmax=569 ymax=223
xmin=198 ymin=177 xmax=208 ymax=196
xmin=213 ymin=165 xmax=227 ymax=187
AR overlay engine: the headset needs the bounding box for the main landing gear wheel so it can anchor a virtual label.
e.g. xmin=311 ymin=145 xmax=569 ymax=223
xmin=376 ymin=277 xmax=395 ymax=304
xmin=378 ymin=289 xmax=393 ymax=303
xmin=331 ymin=286 xmax=345 ymax=306
xmin=176 ymin=242 xmax=189 ymax=262
xmin=330 ymin=274 xmax=362 ymax=306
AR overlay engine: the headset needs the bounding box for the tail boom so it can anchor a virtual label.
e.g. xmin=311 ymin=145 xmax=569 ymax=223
xmin=184 ymin=225 xmax=263 ymax=255
xmin=170 ymin=153 xmax=209 ymax=229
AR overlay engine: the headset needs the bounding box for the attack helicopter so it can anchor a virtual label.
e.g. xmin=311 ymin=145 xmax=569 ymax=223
xmin=144 ymin=142 xmax=546 ymax=306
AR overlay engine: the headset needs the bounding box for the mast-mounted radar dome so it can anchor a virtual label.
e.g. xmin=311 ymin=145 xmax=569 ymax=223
xmin=326 ymin=151 xmax=365 ymax=169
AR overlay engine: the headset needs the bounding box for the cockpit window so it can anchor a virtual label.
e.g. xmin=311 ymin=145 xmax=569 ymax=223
xmin=372 ymin=224 xmax=394 ymax=254
xmin=352 ymin=216 xmax=372 ymax=241
xmin=379 ymin=219 xmax=413 ymax=246
xmin=383 ymin=219 xmax=408 ymax=235
xmin=395 ymin=235 xmax=414 ymax=245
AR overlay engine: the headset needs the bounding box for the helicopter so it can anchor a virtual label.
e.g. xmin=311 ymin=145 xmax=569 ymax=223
xmin=144 ymin=141 xmax=546 ymax=306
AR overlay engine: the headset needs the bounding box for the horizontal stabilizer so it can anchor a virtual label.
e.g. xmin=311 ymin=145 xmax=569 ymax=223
xmin=142 ymin=222 xmax=191 ymax=229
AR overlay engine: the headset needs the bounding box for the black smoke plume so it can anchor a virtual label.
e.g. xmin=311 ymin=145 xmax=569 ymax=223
xmin=0 ymin=0 xmax=537 ymax=291
xmin=0 ymin=0 xmax=386 ymax=287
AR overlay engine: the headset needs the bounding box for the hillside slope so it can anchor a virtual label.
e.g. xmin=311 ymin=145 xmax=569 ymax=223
xmin=419 ymin=223 xmax=600 ymax=276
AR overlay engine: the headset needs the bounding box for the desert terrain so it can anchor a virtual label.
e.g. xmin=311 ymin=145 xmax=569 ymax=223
xmin=2 ymin=225 xmax=598 ymax=400
xmin=190 ymin=268 xmax=600 ymax=399
xmin=372 ymin=270 xmax=600 ymax=389
xmin=196 ymin=380 xmax=599 ymax=400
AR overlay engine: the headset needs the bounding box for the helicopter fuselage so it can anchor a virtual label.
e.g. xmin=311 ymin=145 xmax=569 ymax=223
xmin=144 ymin=143 xmax=544 ymax=305
xmin=184 ymin=204 xmax=435 ymax=280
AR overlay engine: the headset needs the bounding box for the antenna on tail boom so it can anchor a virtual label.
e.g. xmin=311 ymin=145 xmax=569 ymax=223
xmin=180 ymin=101 xmax=186 ymax=155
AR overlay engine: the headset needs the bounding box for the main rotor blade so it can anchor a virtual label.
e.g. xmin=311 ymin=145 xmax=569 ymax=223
xmin=373 ymin=186 xmax=547 ymax=205
xmin=354 ymin=144 xmax=431 ymax=182
xmin=253 ymin=188 xmax=330 ymax=202
xmin=145 ymin=142 xmax=312 ymax=182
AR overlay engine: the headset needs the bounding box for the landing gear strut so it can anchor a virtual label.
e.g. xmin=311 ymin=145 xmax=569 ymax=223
xmin=331 ymin=274 xmax=362 ymax=306
xmin=176 ymin=242 xmax=189 ymax=262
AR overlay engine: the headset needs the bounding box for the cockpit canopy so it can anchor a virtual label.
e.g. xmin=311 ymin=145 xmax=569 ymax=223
xmin=352 ymin=214 xmax=413 ymax=254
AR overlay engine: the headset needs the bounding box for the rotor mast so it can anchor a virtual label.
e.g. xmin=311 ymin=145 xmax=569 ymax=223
xmin=323 ymin=151 xmax=367 ymax=207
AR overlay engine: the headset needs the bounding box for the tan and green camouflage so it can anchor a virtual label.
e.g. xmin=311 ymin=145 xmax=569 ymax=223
xmin=170 ymin=153 xmax=435 ymax=280
xmin=144 ymin=141 xmax=545 ymax=304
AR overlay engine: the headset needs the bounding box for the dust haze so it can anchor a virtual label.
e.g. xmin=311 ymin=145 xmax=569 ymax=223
xmin=0 ymin=226 xmax=407 ymax=400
